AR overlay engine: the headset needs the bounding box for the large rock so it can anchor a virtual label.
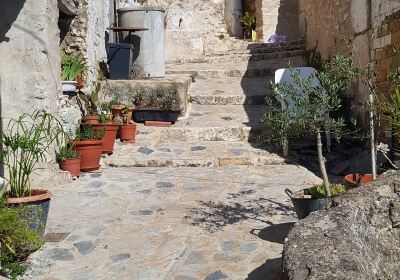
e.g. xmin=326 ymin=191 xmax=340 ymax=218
xmin=282 ymin=171 xmax=400 ymax=280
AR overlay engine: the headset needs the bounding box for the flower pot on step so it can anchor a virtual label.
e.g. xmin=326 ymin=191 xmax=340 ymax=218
xmin=119 ymin=124 xmax=137 ymax=142
xmin=112 ymin=105 xmax=133 ymax=123
xmin=59 ymin=158 xmax=81 ymax=177
xmin=92 ymin=123 xmax=119 ymax=154
xmin=62 ymin=81 xmax=77 ymax=92
xmin=82 ymin=115 xmax=100 ymax=124
xmin=285 ymin=189 xmax=331 ymax=219
xmin=72 ymin=140 xmax=103 ymax=172
xmin=344 ymin=173 xmax=374 ymax=187
xmin=133 ymin=109 xmax=179 ymax=123
xmin=7 ymin=189 xmax=52 ymax=237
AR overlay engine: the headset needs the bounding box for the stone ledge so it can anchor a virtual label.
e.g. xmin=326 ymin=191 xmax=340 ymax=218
xmin=282 ymin=171 xmax=400 ymax=280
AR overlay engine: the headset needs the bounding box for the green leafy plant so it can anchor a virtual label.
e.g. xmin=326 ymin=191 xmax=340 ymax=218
xmin=262 ymin=54 xmax=357 ymax=197
xmin=61 ymin=53 xmax=88 ymax=81
xmin=78 ymin=83 xmax=101 ymax=116
xmin=56 ymin=144 xmax=79 ymax=162
xmin=240 ymin=12 xmax=256 ymax=40
xmin=160 ymin=94 xmax=176 ymax=111
xmin=0 ymin=198 xmax=43 ymax=279
xmin=306 ymin=184 xmax=346 ymax=198
xmin=74 ymin=125 xmax=105 ymax=141
xmin=0 ymin=110 xmax=65 ymax=198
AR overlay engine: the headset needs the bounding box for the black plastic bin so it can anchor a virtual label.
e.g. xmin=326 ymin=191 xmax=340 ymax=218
xmin=107 ymin=43 xmax=134 ymax=80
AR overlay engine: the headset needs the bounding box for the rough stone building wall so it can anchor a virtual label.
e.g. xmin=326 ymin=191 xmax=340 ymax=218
xmin=0 ymin=0 xmax=60 ymax=119
xmin=256 ymin=0 xmax=300 ymax=43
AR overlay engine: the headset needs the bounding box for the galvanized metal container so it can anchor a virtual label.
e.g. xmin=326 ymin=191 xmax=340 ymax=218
xmin=117 ymin=6 xmax=165 ymax=78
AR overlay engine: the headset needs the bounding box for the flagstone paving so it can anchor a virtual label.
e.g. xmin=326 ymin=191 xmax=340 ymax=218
xmin=23 ymin=165 xmax=320 ymax=280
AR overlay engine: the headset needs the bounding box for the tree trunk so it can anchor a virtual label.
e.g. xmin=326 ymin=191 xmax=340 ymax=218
xmin=317 ymin=129 xmax=331 ymax=197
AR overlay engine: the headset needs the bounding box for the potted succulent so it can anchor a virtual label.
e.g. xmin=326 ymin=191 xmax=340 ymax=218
xmin=132 ymin=92 xmax=180 ymax=123
xmin=61 ymin=53 xmax=88 ymax=93
xmin=240 ymin=12 xmax=256 ymax=41
xmin=0 ymin=110 xmax=65 ymax=236
xmin=78 ymin=83 xmax=101 ymax=124
xmin=263 ymin=54 xmax=357 ymax=219
xmin=92 ymin=109 xmax=119 ymax=155
xmin=57 ymin=144 xmax=81 ymax=177
xmin=72 ymin=124 xmax=105 ymax=172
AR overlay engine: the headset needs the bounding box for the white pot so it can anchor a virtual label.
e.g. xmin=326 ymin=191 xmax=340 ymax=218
xmin=62 ymin=81 xmax=78 ymax=92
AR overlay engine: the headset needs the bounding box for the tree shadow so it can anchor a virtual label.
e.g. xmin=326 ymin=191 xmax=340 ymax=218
xmin=0 ymin=0 xmax=27 ymax=43
xmin=246 ymin=257 xmax=283 ymax=280
xmin=187 ymin=191 xmax=295 ymax=232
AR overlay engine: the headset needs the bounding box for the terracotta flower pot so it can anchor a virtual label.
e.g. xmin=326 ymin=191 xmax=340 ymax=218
xmin=112 ymin=105 xmax=134 ymax=123
xmin=72 ymin=140 xmax=103 ymax=172
xmin=7 ymin=189 xmax=52 ymax=237
xmin=82 ymin=115 xmax=100 ymax=124
xmin=76 ymin=74 xmax=85 ymax=89
xmin=119 ymin=123 xmax=137 ymax=142
xmin=59 ymin=158 xmax=81 ymax=177
xmin=344 ymin=173 xmax=374 ymax=187
xmin=92 ymin=123 xmax=119 ymax=155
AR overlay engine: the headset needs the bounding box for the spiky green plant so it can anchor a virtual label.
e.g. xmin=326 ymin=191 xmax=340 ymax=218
xmin=0 ymin=110 xmax=65 ymax=198
xmin=78 ymin=83 xmax=101 ymax=116
xmin=61 ymin=53 xmax=88 ymax=81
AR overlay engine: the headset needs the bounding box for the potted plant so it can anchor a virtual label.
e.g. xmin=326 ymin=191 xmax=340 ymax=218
xmin=57 ymin=144 xmax=81 ymax=177
xmin=0 ymin=196 xmax=43 ymax=279
xmin=71 ymin=124 xmax=105 ymax=172
xmin=240 ymin=12 xmax=256 ymax=42
xmin=114 ymin=107 xmax=137 ymax=142
xmin=0 ymin=110 xmax=65 ymax=236
xmin=263 ymin=54 xmax=357 ymax=219
xmin=132 ymin=92 xmax=180 ymax=123
xmin=78 ymin=83 xmax=101 ymax=124
xmin=61 ymin=53 xmax=88 ymax=93
xmin=92 ymin=108 xmax=119 ymax=155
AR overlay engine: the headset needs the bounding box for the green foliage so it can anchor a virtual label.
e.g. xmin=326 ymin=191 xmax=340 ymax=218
xmin=240 ymin=12 xmax=256 ymax=32
xmin=74 ymin=124 xmax=105 ymax=141
xmin=0 ymin=198 xmax=43 ymax=279
xmin=132 ymin=92 xmax=178 ymax=111
xmin=306 ymin=184 xmax=346 ymax=198
xmin=0 ymin=110 xmax=65 ymax=198
xmin=78 ymin=83 xmax=101 ymax=116
xmin=160 ymin=94 xmax=176 ymax=111
xmin=57 ymin=144 xmax=79 ymax=162
xmin=61 ymin=53 xmax=87 ymax=81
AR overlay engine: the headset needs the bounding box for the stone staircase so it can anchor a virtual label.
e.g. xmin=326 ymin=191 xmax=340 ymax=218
xmin=105 ymin=40 xmax=307 ymax=168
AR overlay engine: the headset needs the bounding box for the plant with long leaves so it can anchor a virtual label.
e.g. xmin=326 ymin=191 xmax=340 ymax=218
xmin=262 ymin=54 xmax=357 ymax=197
xmin=0 ymin=110 xmax=65 ymax=198
xmin=61 ymin=53 xmax=88 ymax=81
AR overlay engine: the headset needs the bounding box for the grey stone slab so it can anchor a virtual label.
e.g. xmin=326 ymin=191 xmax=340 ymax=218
xmin=138 ymin=147 xmax=154 ymax=155
xmin=87 ymin=226 xmax=106 ymax=236
xmin=156 ymin=182 xmax=175 ymax=188
xmin=74 ymin=241 xmax=94 ymax=255
xmin=205 ymin=270 xmax=228 ymax=280
xmin=185 ymin=251 xmax=204 ymax=265
xmin=49 ymin=248 xmax=74 ymax=261
xmin=222 ymin=240 xmax=235 ymax=252
xmin=240 ymin=241 xmax=259 ymax=253
xmin=191 ymin=146 xmax=207 ymax=151
xmin=111 ymin=253 xmax=131 ymax=262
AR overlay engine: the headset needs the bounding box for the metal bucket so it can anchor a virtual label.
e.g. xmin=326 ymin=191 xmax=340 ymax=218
xmin=285 ymin=189 xmax=329 ymax=220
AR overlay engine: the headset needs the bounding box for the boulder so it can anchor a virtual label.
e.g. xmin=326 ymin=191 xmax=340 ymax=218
xmin=282 ymin=171 xmax=400 ymax=280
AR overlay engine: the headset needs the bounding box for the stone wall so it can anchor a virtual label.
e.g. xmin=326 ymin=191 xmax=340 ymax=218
xmin=256 ymin=0 xmax=300 ymax=43
xmin=282 ymin=171 xmax=400 ymax=279
xmin=0 ymin=0 xmax=60 ymax=119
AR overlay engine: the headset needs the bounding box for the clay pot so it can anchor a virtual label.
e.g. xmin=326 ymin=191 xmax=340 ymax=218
xmin=76 ymin=74 xmax=85 ymax=89
xmin=72 ymin=140 xmax=103 ymax=172
xmin=119 ymin=123 xmax=137 ymax=142
xmin=7 ymin=189 xmax=52 ymax=237
xmin=112 ymin=105 xmax=134 ymax=124
xmin=59 ymin=158 xmax=81 ymax=177
xmin=344 ymin=173 xmax=374 ymax=187
xmin=82 ymin=115 xmax=100 ymax=124
xmin=92 ymin=124 xmax=119 ymax=155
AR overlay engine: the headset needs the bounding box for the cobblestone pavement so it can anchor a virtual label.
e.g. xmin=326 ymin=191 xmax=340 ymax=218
xmin=23 ymin=165 xmax=320 ymax=280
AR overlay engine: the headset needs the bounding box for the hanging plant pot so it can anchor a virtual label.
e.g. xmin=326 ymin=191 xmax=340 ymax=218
xmin=133 ymin=109 xmax=180 ymax=123
xmin=59 ymin=158 xmax=81 ymax=177
xmin=119 ymin=123 xmax=137 ymax=142
xmin=82 ymin=115 xmax=100 ymax=124
xmin=344 ymin=173 xmax=374 ymax=187
xmin=72 ymin=140 xmax=103 ymax=172
xmin=62 ymin=81 xmax=78 ymax=92
xmin=92 ymin=124 xmax=119 ymax=155
xmin=6 ymin=189 xmax=52 ymax=237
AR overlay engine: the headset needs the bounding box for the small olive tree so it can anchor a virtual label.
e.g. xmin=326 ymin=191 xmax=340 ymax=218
xmin=262 ymin=54 xmax=357 ymax=196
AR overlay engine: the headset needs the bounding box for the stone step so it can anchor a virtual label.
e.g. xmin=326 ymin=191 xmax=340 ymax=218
xmin=104 ymin=140 xmax=284 ymax=168
xmin=135 ymin=104 xmax=266 ymax=142
xmin=168 ymin=49 xmax=307 ymax=64
xmin=208 ymin=44 xmax=306 ymax=56
xmin=189 ymin=76 xmax=273 ymax=105
xmin=166 ymin=56 xmax=306 ymax=78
